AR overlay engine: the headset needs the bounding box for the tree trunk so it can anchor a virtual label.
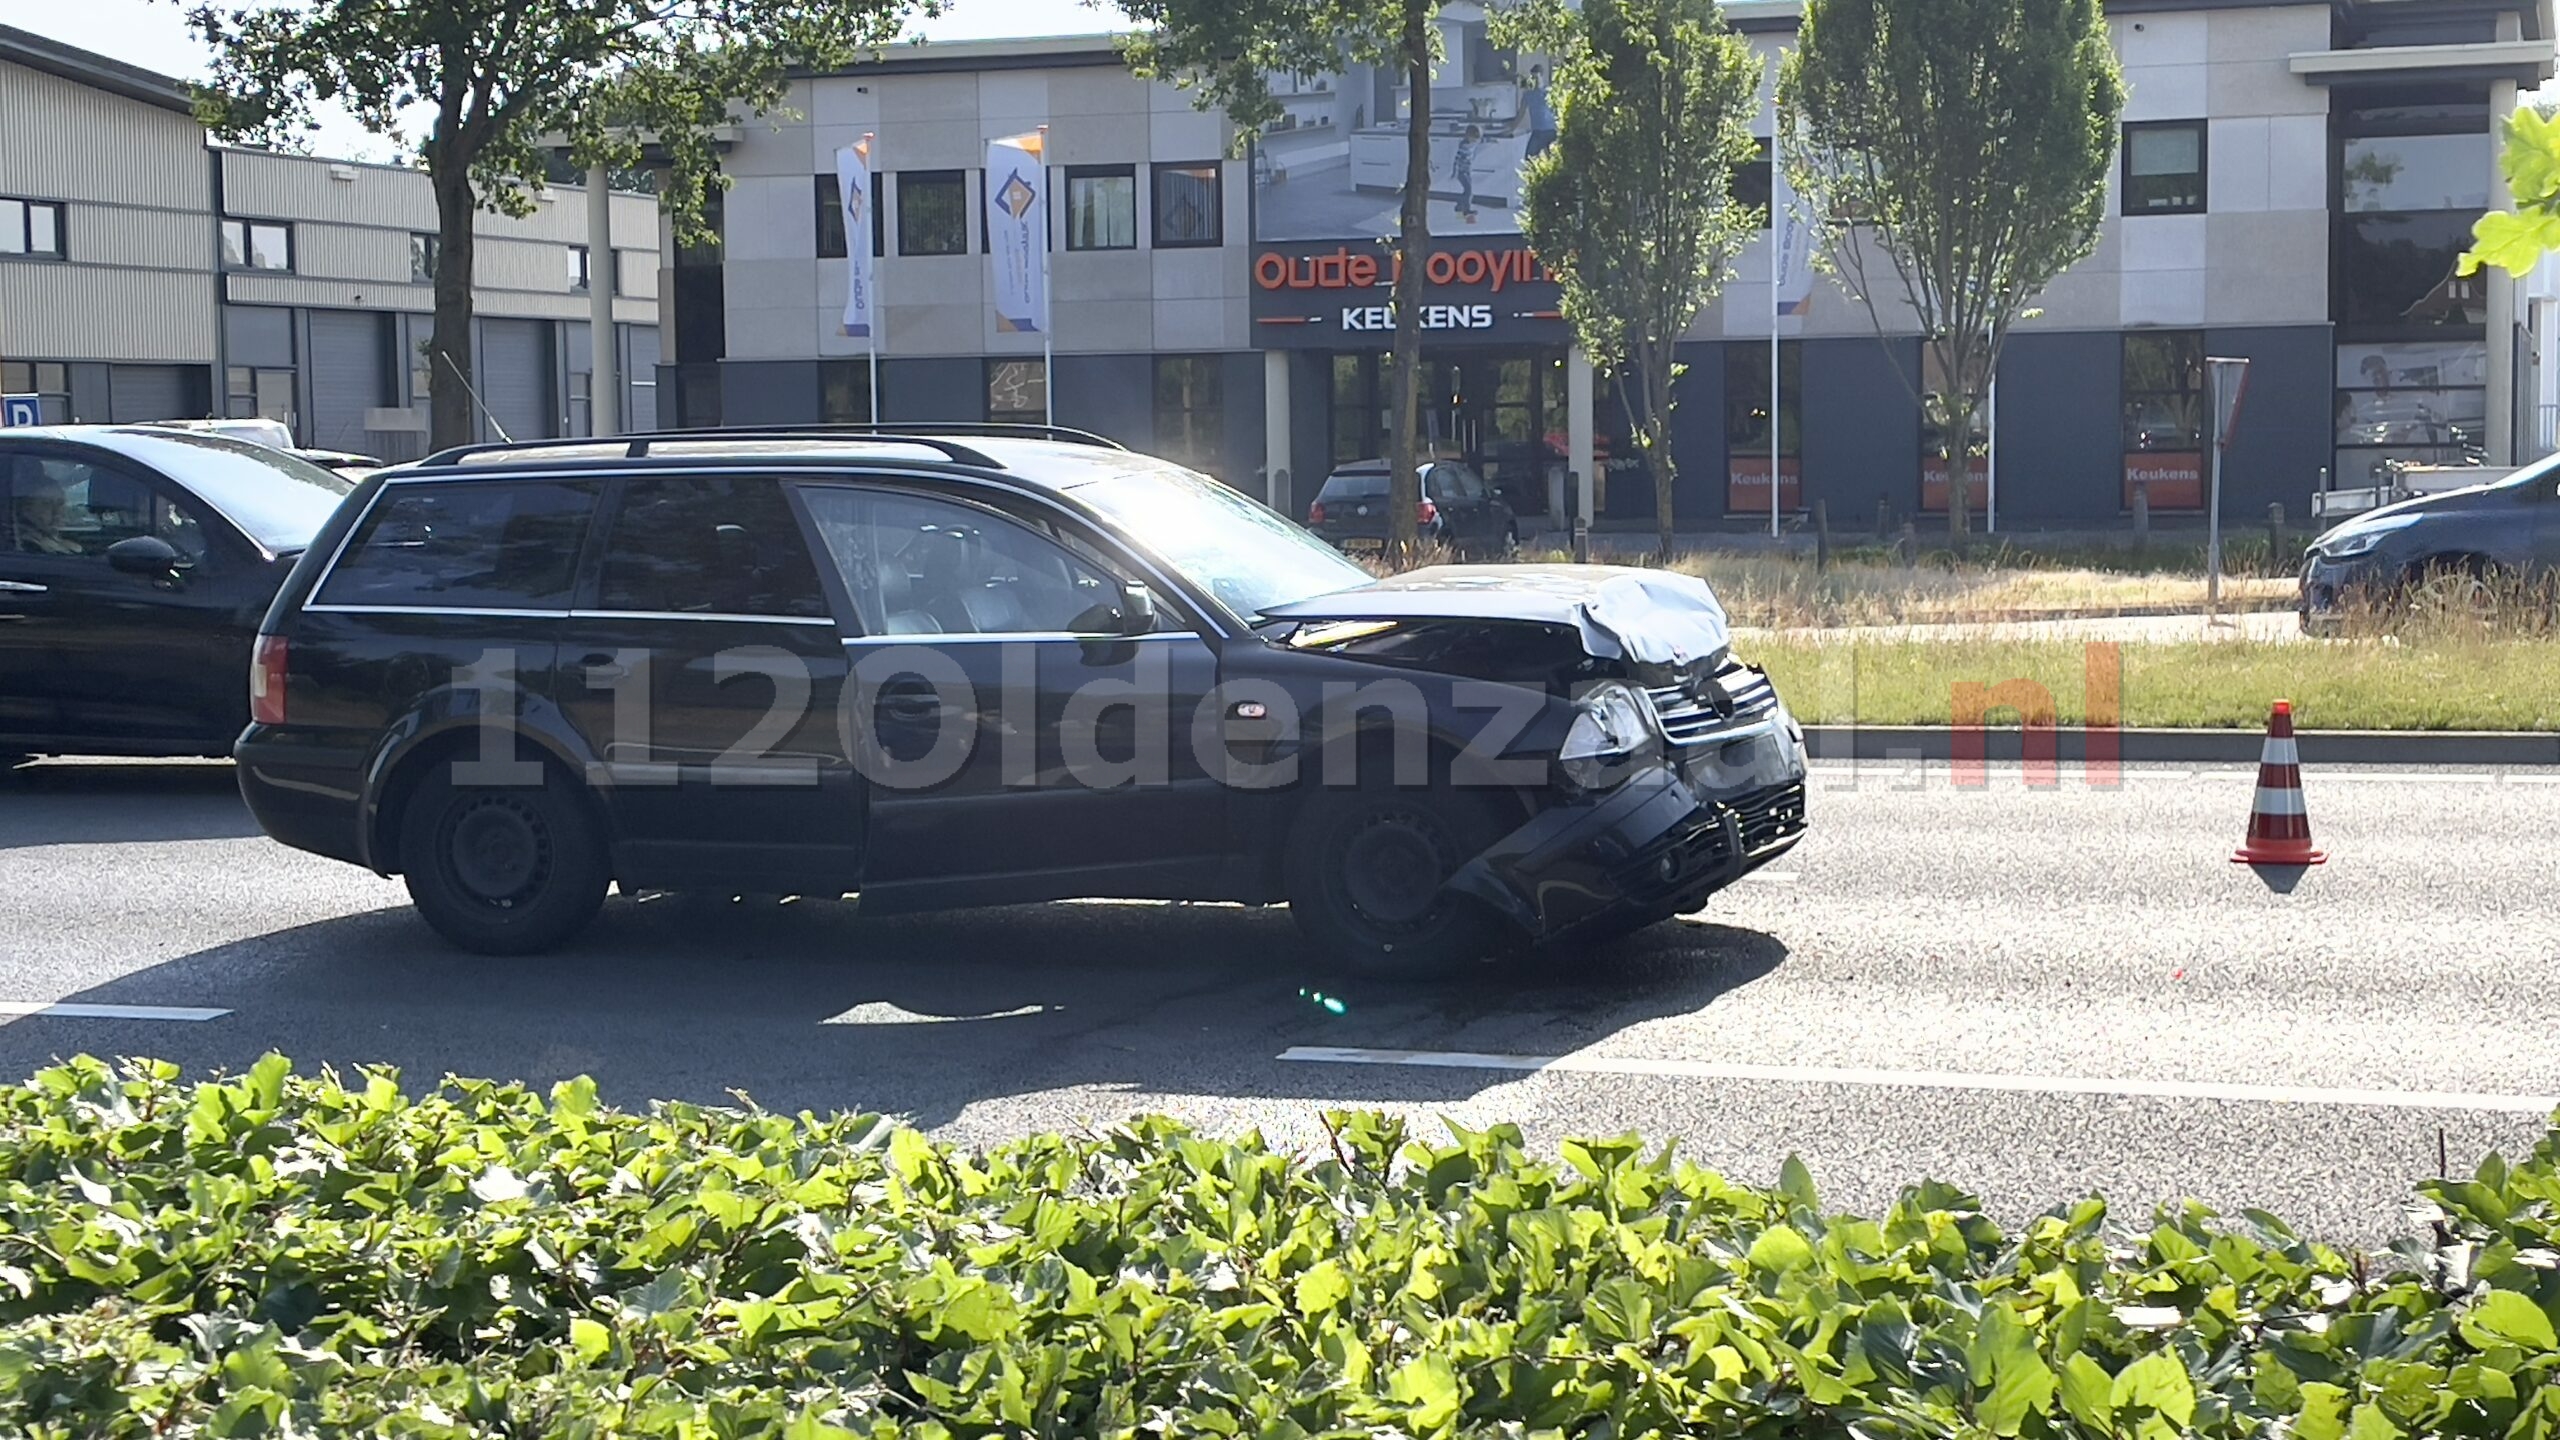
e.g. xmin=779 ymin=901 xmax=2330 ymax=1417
xmin=427 ymin=150 xmax=480 ymax=453
xmin=1385 ymin=0 xmax=1433 ymax=560
xmin=1646 ymin=346 xmax=1676 ymax=563
xmin=1944 ymin=391 xmax=1975 ymax=539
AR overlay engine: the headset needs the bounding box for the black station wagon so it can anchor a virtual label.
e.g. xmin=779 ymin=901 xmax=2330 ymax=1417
xmin=235 ymin=426 xmax=1807 ymax=973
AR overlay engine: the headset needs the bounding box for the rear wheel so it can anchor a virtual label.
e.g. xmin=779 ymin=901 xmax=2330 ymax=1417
xmin=398 ymin=761 xmax=609 ymax=955
xmin=1284 ymin=781 xmax=1509 ymax=978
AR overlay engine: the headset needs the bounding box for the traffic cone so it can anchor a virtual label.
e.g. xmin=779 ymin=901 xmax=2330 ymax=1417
xmin=2232 ymin=699 xmax=2325 ymax=867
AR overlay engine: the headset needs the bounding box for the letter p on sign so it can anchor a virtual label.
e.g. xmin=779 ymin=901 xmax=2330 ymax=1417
xmin=1 ymin=395 xmax=38 ymax=428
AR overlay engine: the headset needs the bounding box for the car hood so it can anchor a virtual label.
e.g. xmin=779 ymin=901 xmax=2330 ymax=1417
xmin=1263 ymin=564 xmax=1731 ymax=667
xmin=2316 ymin=474 xmax=2527 ymax=550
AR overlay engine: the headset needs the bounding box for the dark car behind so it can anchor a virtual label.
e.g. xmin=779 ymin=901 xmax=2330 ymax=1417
xmin=1307 ymin=458 xmax=1518 ymax=559
xmin=2299 ymin=457 xmax=2560 ymax=629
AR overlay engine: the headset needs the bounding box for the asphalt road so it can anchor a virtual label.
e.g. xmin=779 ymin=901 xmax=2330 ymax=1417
xmin=2 ymin=756 xmax=2553 ymax=1246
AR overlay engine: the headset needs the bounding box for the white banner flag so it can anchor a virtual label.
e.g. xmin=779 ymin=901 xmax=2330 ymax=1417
xmin=836 ymin=139 xmax=876 ymax=338
xmin=1771 ymin=130 xmax=1814 ymax=328
xmin=986 ymin=131 xmax=1048 ymax=334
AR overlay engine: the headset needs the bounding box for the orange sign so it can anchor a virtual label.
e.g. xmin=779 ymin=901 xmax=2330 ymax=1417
xmin=2123 ymin=453 xmax=2202 ymax=510
xmin=1727 ymin=458 xmax=1802 ymax=515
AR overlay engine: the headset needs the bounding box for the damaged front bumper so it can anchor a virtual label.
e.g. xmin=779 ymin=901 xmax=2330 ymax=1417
xmin=1444 ymin=706 xmax=1809 ymax=941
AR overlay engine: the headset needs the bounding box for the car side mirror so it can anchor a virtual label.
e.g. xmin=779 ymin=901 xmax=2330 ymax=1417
xmin=106 ymin=535 xmax=190 ymax=577
xmin=1119 ymin=580 xmax=1158 ymax=635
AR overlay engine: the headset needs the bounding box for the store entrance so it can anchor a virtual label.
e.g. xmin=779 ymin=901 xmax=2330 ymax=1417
xmin=1327 ymin=348 xmax=1568 ymax=517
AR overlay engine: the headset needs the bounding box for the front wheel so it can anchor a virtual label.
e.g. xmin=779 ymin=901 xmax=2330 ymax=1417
xmin=1284 ymin=782 xmax=1509 ymax=978
xmin=398 ymin=761 xmax=610 ymax=955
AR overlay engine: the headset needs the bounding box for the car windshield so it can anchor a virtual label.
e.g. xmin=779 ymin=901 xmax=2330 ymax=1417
xmin=1072 ymin=462 xmax=1374 ymax=620
xmin=1319 ymin=470 xmax=1390 ymax=499
xmin=119 ymin=431 xmax=353 ymax=550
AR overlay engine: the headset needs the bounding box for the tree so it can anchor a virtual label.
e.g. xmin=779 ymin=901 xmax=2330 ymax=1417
xmin=1121 ymin=0 xmax=1439 ymax=557
xmin=1514 ymin=0 xmax=1757 ymax=560
xmin=180 ymin=0 xmax=928 ymax=451
xmin=1780 ymin=0 xmax=2122 ymax=536
xmin=2461 ymin=105 xmax=2560 ymax=277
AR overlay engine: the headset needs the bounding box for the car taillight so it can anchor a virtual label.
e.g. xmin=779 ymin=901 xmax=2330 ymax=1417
xmin=250 ymin=633 xmax=288 ymax=726
xmin=1307 ymin=500 xmax=1326 ymax=525
xmin=1417 ymin=498 xmax=1439 ymax=526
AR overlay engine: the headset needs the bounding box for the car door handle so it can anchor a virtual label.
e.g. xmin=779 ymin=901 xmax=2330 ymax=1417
xmin=0 ymin=580 xmax=45 ymax=595
xmin=575 ymin=653 xmax=631 ymax=682
xmin=875 ymin=677 xmax=941 ymax=722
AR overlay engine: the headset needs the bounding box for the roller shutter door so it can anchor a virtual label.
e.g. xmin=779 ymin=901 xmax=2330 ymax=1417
xmin=106 ymin=365 xmax=193 ymax=423
xmin=306 ymin=312 xmax=388 ymax=453
xmin=480 ymin=319 xmax=553 ymax=441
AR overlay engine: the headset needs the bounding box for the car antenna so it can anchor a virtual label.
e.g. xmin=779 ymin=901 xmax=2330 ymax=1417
xmin=434 ymin=351 xmax=513 ymax=444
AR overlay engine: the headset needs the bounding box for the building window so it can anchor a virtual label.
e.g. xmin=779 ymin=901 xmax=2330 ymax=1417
xmin=0 ymin=361 xmax=70 ymax=422
xmin=2122 ymin=331 xmax=2206 ymax=509
xmin=1724 ymin=341 xmax=1801 ymax=514
xmin=1729 ymin=141 xmax=1772 ymax=223
xmin=410 ymin=233 xmax=438 ymax=282
xmin=0 ymin=198 xmax=66 ymax=259
xmin=1153 ymin=356 xmax=1224 ymax=470
xmin=2122 ymin=121 xmax=2206 ymax=215
xmin=898 ymin=170 xmax=968 ymax=256
xmin=568 ymin=244 xmax=591 ymax=292
xmin=820 ymin=359 xmax=875 ymax=422
xmin=2335 ymin=211 xmax=2484 ymax=327
xmin=817 ymin=172 xmax=883 ymax=260
xmin=225 ymin=365 xmax=296 ymax=428
xmin=1331 ymin=354 xmax=1384 ymax=463
xmin=2343 ymin=134 xmax=2490 ymax=213
xmin=986 ymin=358 xmax=1046 ymax=425
xmin=1152 ymin=162 xmax=1223 ymax=248
xmin=221 ymin=218 xmax=293 ymax=271
xmin=2334 ymin=340 xmax=2487 ymax=486
xmin=1065 ymin=165 xmax=1137 ymax=251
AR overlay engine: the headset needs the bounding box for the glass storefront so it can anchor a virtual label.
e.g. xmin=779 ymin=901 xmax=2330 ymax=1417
xmin=1324 ymin=348 xmax=1568 ymax=516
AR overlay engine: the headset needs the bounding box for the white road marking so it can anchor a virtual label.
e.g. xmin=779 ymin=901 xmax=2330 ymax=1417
xmin=0 ymin=1001 xmax=230 ymax=1022
xmin=1277 ymin=1046 xmax=2560 ymax=1115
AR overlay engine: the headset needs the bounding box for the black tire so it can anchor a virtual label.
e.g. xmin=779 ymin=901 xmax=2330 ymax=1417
xmin=1284 ymin=780 xmax=1509 ymax=978
xmin=397 ymin=760 xmax=609 ymax=955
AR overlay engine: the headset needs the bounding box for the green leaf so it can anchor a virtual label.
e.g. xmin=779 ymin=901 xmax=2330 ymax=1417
xmin=1747 ymin=1223 xmax=1814 ymax=1273
xmin=2059 ymin=1353 xmax=2114 ymax=1430
xmin=2348 ymin=1401 xmax=2402 ymax=1440
xmin=2293 ymin=1381 xmax=2350 ymax=1440
xmin=1778 ymin=1154 xmax=1820 ymax=1210
xmin=1387 ymin=1352 xmax=1462 ymax=1433
xmin=2459 ymin=1289 xmax=2558 ymax=1351
xmin=2111 ymin=1351 xmax=2196 ymax=1429
xmin=1586 ymin=1276 xmax=1656 ymax=1343
xmin=569 ymin=1317 xmax=610 ymax=1364
xmin=1972 ymin=1305 xmax=2056 ymax=1437
xmin=2459 ymin=208 xmax=2560 ymax=278
xmin=1293 ymin=1259 xmax=1350 ymax=1317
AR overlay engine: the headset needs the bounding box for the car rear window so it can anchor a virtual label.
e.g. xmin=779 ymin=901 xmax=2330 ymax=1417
xmin=1318 ymin=470 xmax=1389 ymax=500
xmin=315 ymin=480 xmax=598 ymax=611
xmin=596 ymin=476 xmax=830 ymax=619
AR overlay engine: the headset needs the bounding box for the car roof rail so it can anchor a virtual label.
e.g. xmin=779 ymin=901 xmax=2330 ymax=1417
xmin=792 ymin=421 xmax=1127 ymax=451
xmin=414 ymin=429 xmax=1008 ymax=471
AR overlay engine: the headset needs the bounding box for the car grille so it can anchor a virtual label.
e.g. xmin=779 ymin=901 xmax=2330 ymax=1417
xmin=1646 ymin=661 xmax=1779 ymax=745
xmin=1730 ymin=781 xmax=1807 ymax=855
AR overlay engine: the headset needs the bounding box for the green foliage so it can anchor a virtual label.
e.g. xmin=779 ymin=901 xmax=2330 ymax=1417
xmin=2463 ymin=107 xmax=2560 ymax=277
xmin=1780 ymin=0 xmax=2124 ymax=535
xmin=1516 ymin=0 xmax=1758 ymax=557
xmin=5 ymin=1055 xmax=2560 ymax=1438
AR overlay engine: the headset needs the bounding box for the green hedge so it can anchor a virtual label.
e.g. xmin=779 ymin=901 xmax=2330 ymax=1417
xmin=1 ymin=1056 xmax=2555 ymax=1438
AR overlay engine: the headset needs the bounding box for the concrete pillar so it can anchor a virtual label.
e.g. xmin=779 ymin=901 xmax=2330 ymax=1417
xmin=1567 ymin=347 xmax=1596 ymax=528
xmin=586 ymin=167 xmax=619 ymax=437
xmin=1263 ymin=348 xmax=1291 ymax=509
xmin=2487 ymin=72 xmax=2520 ymax=465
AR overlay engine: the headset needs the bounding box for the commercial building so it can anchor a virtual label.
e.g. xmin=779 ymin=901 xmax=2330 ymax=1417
xmin=0 ymin=24 xmax=660 ymax=461
xmin=673 ymin=1 xmax=2555 ymax=531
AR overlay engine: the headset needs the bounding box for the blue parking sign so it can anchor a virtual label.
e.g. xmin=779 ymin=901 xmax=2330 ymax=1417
xmin=0 ymin=394 xmax=38 ymax=428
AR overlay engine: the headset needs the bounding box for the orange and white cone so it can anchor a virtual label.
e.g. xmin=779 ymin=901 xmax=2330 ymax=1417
xmin=2233 ymin=699 xmax=2325 ymax=867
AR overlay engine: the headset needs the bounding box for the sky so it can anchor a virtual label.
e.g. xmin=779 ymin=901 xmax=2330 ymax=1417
xmin=2 ymin=0 xmax=1131 ymax=162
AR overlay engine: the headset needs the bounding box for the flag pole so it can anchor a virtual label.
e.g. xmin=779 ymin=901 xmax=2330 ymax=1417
xmin=1039 ymin=123 xmax=1054 ymax=427
xmin=864 ymin=132 xmax=880 ymax=424
xmin=1768 ymin=99 xmax=1780 ymax=541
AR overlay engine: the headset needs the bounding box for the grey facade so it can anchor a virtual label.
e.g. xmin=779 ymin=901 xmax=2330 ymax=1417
xmin=0 ymin=24 xmax=660 ymax=460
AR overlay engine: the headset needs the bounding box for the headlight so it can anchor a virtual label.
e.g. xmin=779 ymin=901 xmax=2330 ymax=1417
xmin=2318 ymin=516 xmax=2417 ymax=559
xmin=1559 ymin=681 xmax=1657 ymax=792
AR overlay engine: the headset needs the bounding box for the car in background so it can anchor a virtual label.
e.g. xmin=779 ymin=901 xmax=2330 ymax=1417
xmin=149 ymin=419 xmax=385 ymax=481
xmin=235 ymin=427 xmax=1804 ymax=971
xmin=1307 ymin=457 xmax=1519 ymax=560
xmin=0 ymin=426 xmax=355 ymax=765
xmin=2298 ymin=454 xmax=2560 ymax=630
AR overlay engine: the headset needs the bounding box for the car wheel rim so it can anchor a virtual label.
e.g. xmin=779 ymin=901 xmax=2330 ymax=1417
xmin=444 ymin=796 xmax=552 ymax=909
xmin=1337 ymin=805 xmax=1458 ymax=934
